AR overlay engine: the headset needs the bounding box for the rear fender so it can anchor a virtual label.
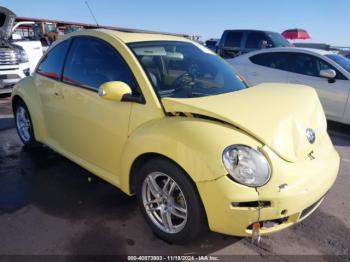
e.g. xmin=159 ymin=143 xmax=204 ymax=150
xmin=11 ymin=76 xmax=47 ymax=142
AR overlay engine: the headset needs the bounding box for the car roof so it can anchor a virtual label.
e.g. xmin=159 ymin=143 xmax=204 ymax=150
xmin=54 ymin=28 xmax=192 ymax=46
xmin=95 ymin=29 xmax=191 ymax=44
xmin=223 ymin=29 xmax=278 ymax=34
xmin=244 ymin=47 xmax=338 ymax=57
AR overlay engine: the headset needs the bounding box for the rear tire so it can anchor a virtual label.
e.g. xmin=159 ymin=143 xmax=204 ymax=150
xmin=136 ymin=158 xmax=207 ymax=244
xmin=14 ymin=100 xmax=41 ymax=148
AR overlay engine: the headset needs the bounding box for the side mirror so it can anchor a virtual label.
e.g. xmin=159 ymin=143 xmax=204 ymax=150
xmin=320 ymin=69 xmax=336 ymax=79
xmin=98 ymin=81 xmax=132 ymax=102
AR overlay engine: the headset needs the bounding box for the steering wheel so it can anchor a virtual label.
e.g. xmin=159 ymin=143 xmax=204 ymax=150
xmin=172 ymin=72 xmax=195 ymax=90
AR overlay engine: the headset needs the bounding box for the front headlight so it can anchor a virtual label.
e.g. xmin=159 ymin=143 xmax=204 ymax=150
xmin=222 ymin=145 xmax=271 ymax=187
xmin=14 ymin=45 xmax=29 ymax=64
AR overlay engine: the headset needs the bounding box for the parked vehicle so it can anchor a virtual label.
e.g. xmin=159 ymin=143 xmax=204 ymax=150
xmin=216 ymin=30 xmax=291 ymax=59
xmin=12 ymin=29 xmax=339 ymax=243
xmin=0 ymin=6 xmax=43 ymax=94
xmin=204 ymin=38 xmax=219 ymax=52
xmin=229 ymin=47 xmax=350 ymax=125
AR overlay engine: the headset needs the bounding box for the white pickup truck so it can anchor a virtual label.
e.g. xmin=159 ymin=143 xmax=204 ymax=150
xmin=0 ymin=6 xmax=43 ymax=94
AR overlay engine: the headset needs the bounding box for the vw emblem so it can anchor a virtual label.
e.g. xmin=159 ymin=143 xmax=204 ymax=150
xmin=306 ymin=128 xmax=316 ymax=144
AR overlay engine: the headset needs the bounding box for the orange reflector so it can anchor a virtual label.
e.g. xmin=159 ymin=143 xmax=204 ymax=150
xmin=251 ymin=222 xmax=261 ymax=244
xmin=252 ymin=223 xmax=260 ymax=230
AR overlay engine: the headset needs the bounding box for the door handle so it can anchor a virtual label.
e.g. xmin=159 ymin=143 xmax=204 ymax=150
xmin=251 ymin=72 xmax=258 ymax=76
xmin=53 ymin=91 xmax=64 ymax=99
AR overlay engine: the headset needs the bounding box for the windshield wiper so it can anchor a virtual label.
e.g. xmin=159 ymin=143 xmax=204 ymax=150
xmin=186 ymin=92 xmax=206 ymax=98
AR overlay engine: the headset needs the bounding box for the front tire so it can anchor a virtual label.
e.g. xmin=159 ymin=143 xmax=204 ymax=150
xmin=14 ymin=100 xmax=40 ymax=148
xmin=136 ymin=158 xmax=207 ymax=244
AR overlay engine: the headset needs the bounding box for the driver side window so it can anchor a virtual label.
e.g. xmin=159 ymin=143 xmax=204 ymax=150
xmin=63 ymin=37 xmax=137 ymax=92
xmin=317 ymin=58 xmax=346 ymax=80
xmin=245 ymin=32 xmax=270 ymax=49
xmin=289 ymin=53 xmax=346 ymax=80
xmin=290 ymin=53 xmax=319 ymax=77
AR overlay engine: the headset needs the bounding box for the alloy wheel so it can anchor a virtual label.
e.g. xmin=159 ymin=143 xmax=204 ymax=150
xmin=142 ymin=172 xmax=188 ymax=234
xmin=16 ymin=106 xmax=31 ymax=142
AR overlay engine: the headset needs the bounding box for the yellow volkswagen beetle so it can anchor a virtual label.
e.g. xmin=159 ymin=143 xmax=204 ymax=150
xmin=11 ymin=29 xmax=339 ymax=243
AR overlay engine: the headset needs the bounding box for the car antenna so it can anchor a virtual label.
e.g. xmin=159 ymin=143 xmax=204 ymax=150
xmin=85 ymin=1 xmax=100 ymax=28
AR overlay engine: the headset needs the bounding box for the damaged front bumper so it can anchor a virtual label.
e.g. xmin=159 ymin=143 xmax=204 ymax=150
xmin=196 ymin=135 xmax=340 ymax=237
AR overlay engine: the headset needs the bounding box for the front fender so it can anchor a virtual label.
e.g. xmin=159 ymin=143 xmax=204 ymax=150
xmin=119 ymin=116 xmax=262 ymax=194
xmin=11 ymin=76 xmax=47 ymax=142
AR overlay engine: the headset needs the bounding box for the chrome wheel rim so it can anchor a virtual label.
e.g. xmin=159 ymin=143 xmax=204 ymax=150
xmin=142 ymin=172 xmax=188 ymax=234
xmin=16 ymin=106 xmax=31 ymax=142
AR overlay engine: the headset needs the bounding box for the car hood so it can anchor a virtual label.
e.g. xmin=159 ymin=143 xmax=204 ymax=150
xmin=0 ymin=6 xmax=16 ymax=40
xmin=162 ymin=83 xmax=327 ymax=162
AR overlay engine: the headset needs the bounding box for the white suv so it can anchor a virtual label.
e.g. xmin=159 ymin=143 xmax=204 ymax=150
xmin=0 ymin=46 xmax=30 ymax=94
xmin=0 ymin=6 xmax=43 ymax=94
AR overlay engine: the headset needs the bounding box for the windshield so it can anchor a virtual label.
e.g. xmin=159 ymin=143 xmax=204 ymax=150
xmin=326 ymin=54 xmax=350 ymax=74
xmin=266 ymin=32 xmax=291 ymax=47
xmin=129 ymin=41 xmax=246 ymax=98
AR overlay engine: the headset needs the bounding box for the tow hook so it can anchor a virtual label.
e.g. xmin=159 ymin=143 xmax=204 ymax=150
xmin=251 ymin=201 xmax=263 ymax=244
xmin=251 ymin=222 xmax=261 ymax=244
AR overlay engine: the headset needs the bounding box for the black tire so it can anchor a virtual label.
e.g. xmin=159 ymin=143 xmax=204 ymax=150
xmin=14 ymin=100 xmax=41 ymax=148
xmin=136 ymin=158 xmax=207 ymax=244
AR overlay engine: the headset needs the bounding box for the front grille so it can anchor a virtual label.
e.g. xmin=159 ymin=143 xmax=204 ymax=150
xmin=0 ymin=74 xmax=20 ymax=80
xmin=0 ymin=49 xmax=18 ymax=65
xmin=300 ymin=198 xmax=322 ymax=219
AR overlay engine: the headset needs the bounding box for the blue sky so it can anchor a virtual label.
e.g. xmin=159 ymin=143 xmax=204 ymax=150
xmin=2 ymin=0 xmax=349 ymax=46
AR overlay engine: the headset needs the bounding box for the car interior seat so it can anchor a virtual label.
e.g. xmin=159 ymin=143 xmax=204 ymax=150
xmin=141 ymin=56 xmax=163 ymax=89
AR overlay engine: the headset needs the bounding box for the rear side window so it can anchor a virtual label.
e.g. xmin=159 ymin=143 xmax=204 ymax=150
xmin=37 ymin=40 xmax=69 ymax=80
xmin=250 ymin=52 xmax=290 ymax=71
xmin=245 ymin=32 xmax=270 ymax=49
xmin=224 ymin=32 xmax=243 ymax=48
xmin=63 ymin=37 xmax=136 ymax=91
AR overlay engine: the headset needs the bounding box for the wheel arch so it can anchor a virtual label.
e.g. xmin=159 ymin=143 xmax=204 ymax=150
xmin=11 ymin=94 xmax=24 ymax=112
xmin=128 ymin=152 xmax=209 ymax=229
xmin=129 ymin=152 xmax=197 ymax=195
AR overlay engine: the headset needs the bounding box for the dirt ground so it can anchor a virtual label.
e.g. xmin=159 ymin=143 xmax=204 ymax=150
xmin=0 ymin=95 xmax=349 ymax=261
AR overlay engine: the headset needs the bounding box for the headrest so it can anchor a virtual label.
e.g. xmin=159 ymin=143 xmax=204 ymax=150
xmin=141 ymin=56 xmax=156 ymax=67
